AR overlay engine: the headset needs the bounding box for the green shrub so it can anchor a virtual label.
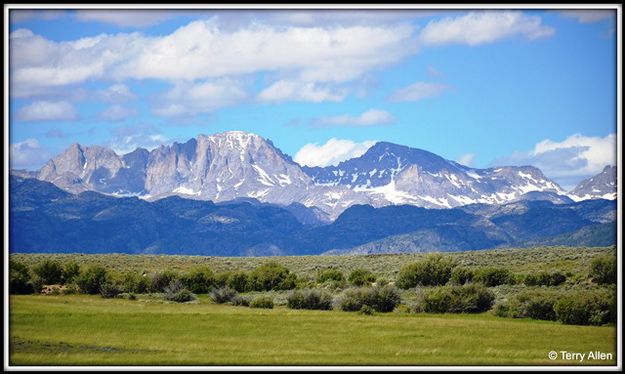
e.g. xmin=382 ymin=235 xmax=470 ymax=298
xmin=359 ymin=305 xmax=375 ymax=315
xmin=163 ymin=280 xmax=196 ymax=303
xmin=554 ymin=290 xmax=616 ymax=326
xmin=247 ymin=262 xmax=296 ymax=291
xmin=317 ymin=268 xmax=345 ymax=284
xmin=62 ymin=262 xmax=81 ymax=284
xmin=226 ymin=270 xmax=249 ymax=293
xmin=473 ymin=267 xmax=514 ymax=287
xmin=422 ymin=284 xmax=494 ymax=313
xmin=32 ymin=260 xmax=64 ymax=285
xmin=150 ymin=270 xmax=179 ymax=293
xmin=9 ymin=260 xmax=33 ymax=294
xmin=209 ymin=286 xmax=238 ymax=304
xmin=589 ymin=255 xmax=616 ymax=284
xmin=127 ymin=293 xmax=137 ymax=300
xmin=397 ymin=254 xmax=456 ymax=288
xmin=181 ymin=267 xmax=215 ymax=294
xmin=450 ymin=267 xmax=474 ymax=285
xmin=347 ymin=269 xmax=376 ymax=286
xmin=120 ymin=272 xmax=150 ymax=294
xmin=337 ymin=285 xmax=401 ymax=313
xmin=76 ymin=266 xmax=109 ymax=295
xmin=496 ymin=290 xmax=560 ymax=321
xmin=100 ymin=281 xmax=122 ymax=298
xmin=287 ymin=289 xmax=333 ymax=310
xmin=523 ymin=271 xmax=566 ymax=287
xmin=250 ymin=296 xmax=274 ymax=309
xmin=213 ymin=271 xmax=231 ymax=288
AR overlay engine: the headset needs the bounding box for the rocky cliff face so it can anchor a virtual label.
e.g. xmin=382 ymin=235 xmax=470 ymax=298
xmin=569 ymin=165 xmax=617 ymax=201
xmin=33 ymin=131 xmax=583 ymax=220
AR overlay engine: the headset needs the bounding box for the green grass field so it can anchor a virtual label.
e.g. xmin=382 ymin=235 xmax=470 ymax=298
xmin=10 ymin=294 xmax=616 ymax=366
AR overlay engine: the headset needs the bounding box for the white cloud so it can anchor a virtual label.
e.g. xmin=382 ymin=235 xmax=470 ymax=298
xmin=75 ymin=10 xmax=180 ymax=28
xmin=10 ymin=28 xmax=145 ymax=97
xmin=153 ymin=79 xmax=247 ymax=117
xmin=419 ymin=11 xmax=554 ymax=46
xmin=456 ymin=153 xmax=475 ymax=167
xmin=96 ymin=83 xmax=136 ymax=103
xmin=258 ymin=80 xmax=346 ymax=103
xmin=560 ymin=10 xmax=614 ymax=24
xmin=493 ymin=133 xmax=616 ymax=189
xmin=313 ymin=109 xmax=395 ymax=128
xmin=100 ymin=105 xmax=138 ymax=121
xmin=294 ymin=138 xmax=377 ymax=167
xmin=10 ymin=138 xmax=52 ymax=170
xmin=123 ymin=20 xmax=415 ymax=83
xmin=16 ymin=101 xmax=79 ymax=122
xmin=10 ymin=20 xmax=415 ymax=98
xmin=389 ymin=81 xmax=450 ymax=102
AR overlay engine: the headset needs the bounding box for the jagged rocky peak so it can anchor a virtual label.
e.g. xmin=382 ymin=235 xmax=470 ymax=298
xmin=570 ymin=165 xmax=617 ymax=201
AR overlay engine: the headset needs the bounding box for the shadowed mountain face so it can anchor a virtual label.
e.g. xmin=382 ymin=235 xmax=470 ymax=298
xmin=27 ymin=131 xmax=589 ymax=221
xmin=9 ymin=176 xmax=616 ymax=256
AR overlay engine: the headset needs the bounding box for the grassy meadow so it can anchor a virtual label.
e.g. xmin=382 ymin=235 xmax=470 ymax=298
xmin=9 ymin=246 xmax=618 ymax=366
xmin=10 ymin=294 xmax=616 ymax=366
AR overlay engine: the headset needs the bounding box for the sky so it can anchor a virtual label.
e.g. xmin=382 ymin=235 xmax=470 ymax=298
xmin=7 ymin=7 xmax=618 ymax=190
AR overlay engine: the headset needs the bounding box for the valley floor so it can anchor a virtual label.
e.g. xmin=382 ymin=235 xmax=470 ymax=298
xmin=9 ymin=294 xmax=616 ymax=367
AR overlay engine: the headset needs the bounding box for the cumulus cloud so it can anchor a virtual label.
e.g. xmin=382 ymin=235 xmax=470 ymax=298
xmin=16 ymin=101 xmax=79 ymax=122
xmin=96 ymin=83 xmax=136 ymax=103
xmin=258 ymin=80 xmax=346 ymax=103
xmin=456 ymin=153 xmax=475 ymax=167
xmin=312 ymin=109 xmax=395 ymax=128
xmin=419 ymin=11 xmax=554 ymax=46
xmin=559 ymin=10 xmax=614 ymax=24
xmin=100 ymin=105 xmax=138 ymax=121
xmin=294 ymin=138 xmax=376 ymax=167
xmin=389 ymin=81 xmax=450 ymax=102
xmin=10 ymin=20 xmax=415 ymax=99
xmin=10 ymin=138 xmax=52 ymax=170
xmin=152 ymin=79 xmax=247 ymax=117
xmin=492 ymin=133 xmax=616 ymax=189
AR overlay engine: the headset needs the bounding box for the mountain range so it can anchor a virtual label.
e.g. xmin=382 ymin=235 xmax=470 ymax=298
xmin=9 ymin=131 xmax=617 ymax=256
xmin=17 ymin=131 xmax=617 ymax=221
xmin=9 ymin=174 xmax=616 ymax=256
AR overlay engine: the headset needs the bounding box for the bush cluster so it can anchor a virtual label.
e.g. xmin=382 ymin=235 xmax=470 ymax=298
xmin=422 ymin=284 xmax=494 ymax=313
xmin=317 ymin=268 xmax=345 ymax=284
xmin=493 ymin=290 xmax=560 ymax=321
xmin=209 ymin=286 xmax=239 ymax=304
xmin=247 ymin=262 xmax=297 ymax=291
xmin=163 ymin=280 xmax=196 ymax=303
xmin=336 ymin=285 xmax=400 ymax=313
xmin=589 ymin=255 xmax=616 ymax=285
xmin=347 ymin=269 xmax=376 ymax=287
xmin=287 ymin=289 xmax=333 ymax=310
xmin=450 ymin=267 xmax=474 ymax=285
xmin=523 ymin=271 xmax=566 ymax=287
xmin=180 ymin=267 xmax=215 ymax=294
xmin=473 ymin=267 xmax=514 ymax=287
xmin=9 ymin=260 xmax=34 ymax=295
xmin=250 ymin=296 xmax=274 ymax=309
xmin=76 ymin=266 xmax=109 ymax=295
xmin=397 ymin=254 xmax=456 ymax=289
xmin=554 ymin=290 xmax=616 ymax=326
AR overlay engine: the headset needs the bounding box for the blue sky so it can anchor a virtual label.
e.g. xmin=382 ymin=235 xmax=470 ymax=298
xmin=7 ymin=7 xmax=618 ymax=189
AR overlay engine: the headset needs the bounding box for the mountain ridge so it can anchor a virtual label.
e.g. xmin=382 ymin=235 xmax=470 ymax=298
xmin=16 ymin=130 xmax=616 ymax=220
